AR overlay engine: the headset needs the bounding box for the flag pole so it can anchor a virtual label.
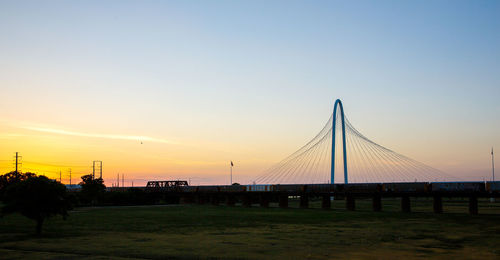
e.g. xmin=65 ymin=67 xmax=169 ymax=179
xmin=491 ymin=148 xmax=495 ymax=203
xmin=492 ymin=147 xmax=495 ymax=182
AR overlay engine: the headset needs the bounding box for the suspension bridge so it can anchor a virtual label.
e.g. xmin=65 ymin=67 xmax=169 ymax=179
xmin=254 ymin=99 xmax=459 ymax=185
xmin=142 ymin=99 xmax=499 ymax=215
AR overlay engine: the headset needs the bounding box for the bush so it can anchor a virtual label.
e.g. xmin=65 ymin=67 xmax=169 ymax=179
xmin=79 ymin=174 xmax=106 ymax=205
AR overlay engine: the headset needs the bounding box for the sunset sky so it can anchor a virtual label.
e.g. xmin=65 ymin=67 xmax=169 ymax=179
xmin=1 ymin=1 xmax=499 ymax=185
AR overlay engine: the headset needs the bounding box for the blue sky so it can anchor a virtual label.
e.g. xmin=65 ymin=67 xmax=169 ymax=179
xmin=0 ymin=1 xmax=499 ymax=183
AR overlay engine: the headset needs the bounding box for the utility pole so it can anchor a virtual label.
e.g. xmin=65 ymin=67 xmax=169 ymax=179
xmin=59 ymin=170 xmax=62 ymax=183
xmin=14 ymin=152 xmax=22 ymax=173
xmin=15 ymin=152 xmax=18 ymax=173
xmin=69 ymin=168 xmax=72 ymax=186
xmin=122 ymin=173 xmax=124 ymax=188
xmin=92 ymin=161 xmax=102 ymax=179
xmin=117 ymin=173 xmax=119 ymax=188
xmin=230 ymin=161 xmax=234 ymax=185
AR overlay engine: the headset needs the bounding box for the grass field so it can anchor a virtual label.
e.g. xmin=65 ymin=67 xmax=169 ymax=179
xmin=1 ymin=198 xmax=499 ymax=259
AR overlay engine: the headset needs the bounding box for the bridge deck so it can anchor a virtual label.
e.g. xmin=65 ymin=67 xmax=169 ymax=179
xmin=145 ymin=182 xmax=500 ymax=198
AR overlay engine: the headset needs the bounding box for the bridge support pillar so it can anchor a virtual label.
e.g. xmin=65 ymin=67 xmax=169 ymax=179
xmin=346 ymin=195 xmax=355 ymax=211
xmin=242 ymin=194 xmax=252 ymax=207
xmin=211 ymin=194 xmax=219 ymax=206
xmin=372 ymin=193 xmax=382 ymax=212
xmin=279 ymin=194 xmax=288 ymax=208
xmin=225 ymin=194 xmax=236 ymax=206
xmin=469 ymin=196 xmax=478 ymax=215
xmin=433 ymin=195 xmax=443 ymax=214
xmin=300 ymin=194 xmax=309 ymax=209
xmin=321 ymin=194 xmax=331 ymax=209
xmin=180 ymin=195 xmax=194 ymax=204
xmin=401 ymin=196 xmax=411 ymax=213
xmin=197 ymin=194 xmax=207 ymax=205
xmin=260 ymin=194 xmax=269 ymax=208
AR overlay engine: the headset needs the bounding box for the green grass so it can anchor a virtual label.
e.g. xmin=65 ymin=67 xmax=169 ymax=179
xmin=1 ymin=198 xmax=499 ymax=259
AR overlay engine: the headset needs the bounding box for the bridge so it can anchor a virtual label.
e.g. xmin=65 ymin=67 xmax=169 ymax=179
xmin=143 ymin=99 xmax=499 ymax=214
xmin=253 ymin=99 xmax=459 ymax=185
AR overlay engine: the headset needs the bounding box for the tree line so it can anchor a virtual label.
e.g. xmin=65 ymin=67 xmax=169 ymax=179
xmin=0 ymin=171 xmax=166 ymax=235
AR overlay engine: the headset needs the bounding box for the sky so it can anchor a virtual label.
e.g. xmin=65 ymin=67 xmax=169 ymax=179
xmin=0 ymin=0 xmax=499 ymax=185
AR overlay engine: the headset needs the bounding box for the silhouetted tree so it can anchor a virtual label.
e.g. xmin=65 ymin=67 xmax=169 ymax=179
xmin=1 ymin=175 xmax=72 ymax=234
xmin=0 ymin=171 xmax=36 ymax=201
xmin=79 ymin=174 xmax=106 ymax=205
